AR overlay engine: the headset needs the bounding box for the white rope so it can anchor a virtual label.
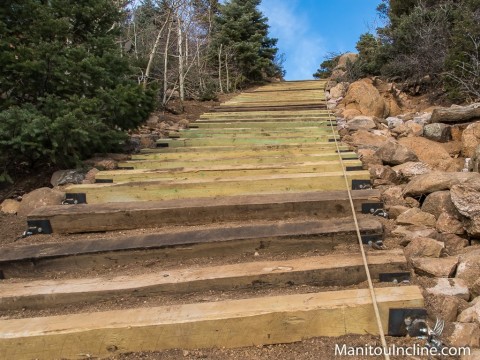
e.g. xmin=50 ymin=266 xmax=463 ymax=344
xmin=323 ymin=88 xmax=390 ymax=360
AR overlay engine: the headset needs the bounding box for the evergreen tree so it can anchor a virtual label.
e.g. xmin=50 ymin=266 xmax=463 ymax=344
xmin=211 ymin=0 xmax=282 ymax=84
xmin=0 ymin=0 xmax=154 ymax=180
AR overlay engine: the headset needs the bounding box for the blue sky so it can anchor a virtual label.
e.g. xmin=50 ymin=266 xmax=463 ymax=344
xmin=259 ymin=0 xmax=382 ymax=80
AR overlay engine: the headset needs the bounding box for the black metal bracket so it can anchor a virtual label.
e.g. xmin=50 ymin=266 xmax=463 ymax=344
xmin=0 ymin=270 xmax=4 ymax=280
xmin=388 ymin=308 xmax=427 ymax=337
xmin=62 ymin=193 xmax=87 ymax=205
xmin=352 ymin=180 xmax=372 ymax=190
xmin=336 ymin=149 xmax=351 ymax=153
xmin=23 ymin=220 xmax=53 ymax=237
xmin=361 ymin=234 xmax=383 ymax=245
xmin=346 ymin=166 xmax=364 ymax=172
xmin=362 ymin=203 xmax=388 ymax=218
xmin=117 ymin=166 xmax=135 ymax=170
xmin=156 ymin=143 xmax=169 ymax=148
xmin=95 ymin=179 xmax=114 ymax=184
xmin=380 ymin=272 xmax=411 ymax=283
xmin=328 ymin=138 xmax=336 ymax=143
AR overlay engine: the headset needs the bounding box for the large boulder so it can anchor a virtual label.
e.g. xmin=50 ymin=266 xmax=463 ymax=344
xmin=396 ymin=208 xmax=436 ymax=227
xmin=403 ymin=172 xmax=480 ymax=197
xmin=17 ymin=187 xmax=65 ymax=216
xmin=344 ymin=129 xmax=390 ymax=150
xmin=375 ymin=140 xmax=418 ymax=166
xmin=398 ymin=137 xmax=459 ymax=171
xmin=346 ymin=116 xmax=376 ymax=131
xmin=340 ymin=79 xmax=388 ymax=118
xmin=336 ymin=53 xmax=358 ymax=70
xmin=451 ymin=184 xmax=480 ymax=237
xmin=462 ymin=122 xmax=480 ymax=158
xmin=438 ymin=233 xmax=469 ymax=255
xmin=422 ymin=191 xmax=459 ymax=219
xmin=446 ymin=322 xmax=480 ymax=348
xmin=458 ymin=298 xmax=480 ymax=324
xmin=436 ymin=213 xmax=465 ymax=235
xmin=386 ymin=117 xmax=403 ymax=129
xmin=423 ymin=123 xmax=452 ymax=143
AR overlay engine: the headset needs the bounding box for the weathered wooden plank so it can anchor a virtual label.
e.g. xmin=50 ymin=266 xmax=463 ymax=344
xmin=27 ymin=190 xmax=380 ymax=233
xmin=169 ymin=128 xmax=335 ymax=138
xmin=95 ymin=160 xmax=363 ymax=182
xmin=175 ymin=126 xmax=332 ymax=135
xmin=121 ymin=153 xmax=358 ymax=169
xmin=65 ymin=171 xmax=370 ymax=203
xmin=0 ymin=250 xmax=406 ymax=310
xmin=0 ymin=286 xmax=424 ymax=359
xmin=193 ymin=121 xmax=335 ymax=129
xmin=156 ymin=136 xmax=340 ymax=148
xmin=200 ymin=109 xmax=330 ymax=117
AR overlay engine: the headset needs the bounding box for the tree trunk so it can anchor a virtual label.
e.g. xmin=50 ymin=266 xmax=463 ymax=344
xmin=225 ymin=52 xmax=230 ymax=93
xmin=162 ymin=20 xmax=173 ymax=106
xmin=218 ymin=44 xmax=223 ymax=93
xmin=431 ymin=105 xmax=480 ymax=124
xmin=178 ymin=16 xmax=185 ymax=102
xmin=144 ymin=12 xmax=170 ymax=89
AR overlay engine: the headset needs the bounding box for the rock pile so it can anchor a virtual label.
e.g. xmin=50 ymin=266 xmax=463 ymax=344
xmin=333 ymin=78 xmax=480 ymax=349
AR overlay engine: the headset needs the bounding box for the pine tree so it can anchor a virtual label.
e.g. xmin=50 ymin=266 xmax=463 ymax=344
xmin=211 ymin=0 xmax=282 ymax=84
xmin=0 ymin=0 xmax=154 ymax=179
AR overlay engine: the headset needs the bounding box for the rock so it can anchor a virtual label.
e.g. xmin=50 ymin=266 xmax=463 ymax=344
xmin=391 ymin=124 xmax=408 ymax=137
xmin=341 ymin=109 xmax=363 ymax=120
xmin=461 ymin=349 xmax=480 ymax=360
xmin=369 ymin=165 xmax=399 ymax=185
xmin=357 ymin=149 xmax=383 ymax=167
xmin=446 ymin=322 xmax=480 ymax=347
xmin=382 ymin=186 xmax=406 ymax=206
xmin=347 ymin=116 xmax=376 ymax=131
xmin=346 ymin=129 xmax=389 ymax=150
xmin=472 ymin=145 xmax=480 ymax=173
xmin=146 ymin=114 xmax=159 ymax=127
xmin=388 ymin=205 xmax=410 ymax=220
xmin=397 ymin=208 xmax=436 ymax=227
xmin=428 ymin=295 xmax=462 ymax=322
xmin=17 ymin=187 xmax=65 ymax=216
xmin=462 ymin=122 xmax=480 ymax=158
xmin=0 ymin=199 xmax=20 ymax=215
xmin=178 ymin=119 xmax=190 ymax=130
xmin=431 ymin=103 xmax=480 ymax=124
xmin=423 ymin=123 xmax=452 ymax=142
xmin=83 ymin=168 xmax=100 ymax=184
xmin=340 ymin=79 xmax=388 ymax=118
xmin=451 ymin=184 xmax=480 ymax=237
xmin=404 ymin=237 xmax=444 ymax=261
xmin=392 ymin=225 xmax=439 ymax=241
xmin=404 ymin=121 xmax=424 ymax=137
xmin=412 ymin=257 xmax=458 ymax=277
xmin=386 ymin=117 xmax=403 ymax=129
xmin=403 ymin=172 xmax=480 ymax=197
xmin=438 ymin=233 xmax=469 ymax=255
xmin=456 ymin=249 xmax=480 ymax=289
xmin=336 ymin=53 xmax=358 ymax=70
xmin=139 ymin=134 xmax=158 ymax=149
xmin=329 ymin=82 xmax=349 ymax=99
xmin=399 ymin=136 xmax=459 ymax=171
xmin=458 ymin=298 xmax=480 ymax=323
xmin=422 ymin=191 xmax=458 ymax=219
xmin=413 ymin=112 xmax=432 ymax=126
xmin=405 ymin=197 xmax=420 ymax=208
xmin=426 ymin=278 xmax=470 ymax=301
xmin=375 ymin=140 xmax=419 ymax=166
xmin=436 ymin=213 xmax=465 ymax=235
xmin=50 ymin=170 xmax=85 ymax=187
xmin=393 ymin=162 xmax=431 ymax=179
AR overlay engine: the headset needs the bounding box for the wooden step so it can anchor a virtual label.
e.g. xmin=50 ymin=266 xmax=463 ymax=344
xmin=0 ymin=250 xmax=406 ymax=310
xmin=95 ymin=160 xmax=364 ymax=183
xmin=0 ymin=286 xmax=424 ymax=359
xmin=169 ymin=128 xmax=335 ymax=138
xmin=3 ymin=217 xmax=383 ymax=277
xmin=193 ymin=121 xmax=335 ymax=128
xmin=26 ymin=190 xmax=381 ymax=233
xmin=155 ymin=135 xmax=339 ymax=148
xmin=64 ymin=171 xmax=370 ymax=203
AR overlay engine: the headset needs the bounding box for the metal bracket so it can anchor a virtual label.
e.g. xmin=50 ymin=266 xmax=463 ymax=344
xmin=328 ymin=138 xmax=336 ymax=143
xmin=23 ymin=220 xmax=53 ymax=237
xmin=352 ymin=180 xmax=372 ymax=190
xmin=95 ymin=179 xmax=114 ymax=184
xmin=388 ymin=308 xmax=427 ymax=337
xmin=117 ymin=166 xmax=134 ymax=170
xmin=379 ymin=272 xmax=411 ymax=283
xmin=346 ymin=166 xmax=364 ymax=172
xmin=156 ymin=143 xmax=169 ymax=148
xmin=0 ymin=270 xmax=4 ymax=280
xmin=361 ymin=234 xmax=383 ymax=245
xmin=361 ymin=203 xmax=388 ymax=218
xmin=336 ymin=149 xmax=351 ymax=153
xmin=62 ymin=193 xmax=87 ymax=205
